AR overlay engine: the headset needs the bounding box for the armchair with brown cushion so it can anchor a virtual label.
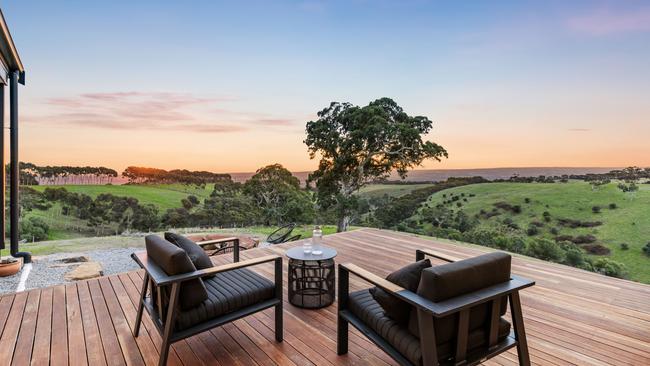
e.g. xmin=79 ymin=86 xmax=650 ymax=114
xmin=337 ymin=249 xmax=534 ymax=366
xmin=132 ymin=235 xmax=283 ymax=366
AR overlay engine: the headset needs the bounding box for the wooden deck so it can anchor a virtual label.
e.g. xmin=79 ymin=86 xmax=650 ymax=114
xmin=0 ymin=228 xmax=649 ymax=365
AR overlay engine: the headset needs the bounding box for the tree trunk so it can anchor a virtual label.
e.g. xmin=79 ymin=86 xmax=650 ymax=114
xmin=337 ymin=215 xmax=350 ymax=232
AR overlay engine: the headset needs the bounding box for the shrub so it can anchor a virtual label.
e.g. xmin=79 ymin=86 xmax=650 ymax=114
xmin=524 ymin=198 xmax=531 ymax=204
xmin=620 ymin=243 xmax=629 ymax=250
xmin=456 ymin=202 xmax=463 ymax=208
xmin=608 ymin=203 xmax=617 ymax=210
xmin=557 ymin=218 xmax=602 ymax=228
xmin=592 ymin=206 xmax=601 ymax=214
xmin=542 ymin=211 xmax=551 ymax=222
xmin=560 ymin=242 xmax=585 ymax=266
xmin=582 ymin=244 xmax=611 ymax=255
xmin=550 ymin=227 xmax=559 ymax=235
xmin=20 ymin=217 xmax=50 ymax=242
xmin=526 ymin=225 xmax=539 ymax=236
xmin=463 ymin=198 xmax=468 ymax=202
xmin=527 ymin=238 xmax=564 ymax=262
xmin=643 ymin=243 xmax=650 ymax=256
xmin=592 ymin=258 xmax=627 ymax=278
xmin=573 ymin=234 xmax=597 ymax=244
xmin=493 ymin=201 xmax=522 ymax=214
xmin=530 ymin=220 xmax=544 ymax=227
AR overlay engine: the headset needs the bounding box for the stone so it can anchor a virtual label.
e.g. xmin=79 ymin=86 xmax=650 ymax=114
xmin=64 ymin=262 xmax=103 ymax=281
xmin=58 ymin=255 xmax=90 ymax=264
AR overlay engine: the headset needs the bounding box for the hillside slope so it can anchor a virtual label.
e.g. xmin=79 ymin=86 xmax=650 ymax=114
xmin=414 ymin=181 xmax=650 ymax=283
xmin=30 ymin=184 xmax=213 ymax=210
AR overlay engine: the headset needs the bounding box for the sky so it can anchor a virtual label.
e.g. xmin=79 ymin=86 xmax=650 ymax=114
xmin=3 ymin=0 xmax=650 ymax=173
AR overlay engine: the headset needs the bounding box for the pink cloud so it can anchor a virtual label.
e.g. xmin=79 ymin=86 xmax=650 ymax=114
xmin=26 ymin=91 xmax=299 ymax=134
xmin=568 ymin=7 xmax=650 ymax=35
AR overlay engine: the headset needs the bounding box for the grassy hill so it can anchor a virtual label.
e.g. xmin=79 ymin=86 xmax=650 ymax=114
xmin=414 ymin=181 xmax=650 ymax=283
xmin=357 ymin=183 xmax=435 ymax=198
xmin=30 ymin=184 xmax=214 ymax=210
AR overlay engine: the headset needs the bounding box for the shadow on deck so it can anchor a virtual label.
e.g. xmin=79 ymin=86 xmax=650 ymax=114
xmin=0 ymin=228 xmax=649 ymax=365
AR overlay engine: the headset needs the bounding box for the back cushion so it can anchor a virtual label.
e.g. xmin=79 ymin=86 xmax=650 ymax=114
xmin=409 ymin=252 xmax=511 ymax=342
xmin=370 ymin=259 xmax=431 ymax=324
xmin=145 ymin=235 xmax=208 ymax=310
xmin=164 ymin=232 xmax=215 ymax=276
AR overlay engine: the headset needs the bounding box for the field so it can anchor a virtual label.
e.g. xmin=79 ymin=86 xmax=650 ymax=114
xmin=357 ymin=183 xmax=434 ymax=198
xmin=415 ymin=181 xmax=650 ymax=283
xmin=30 ymin=184 xmax=214 ymax=210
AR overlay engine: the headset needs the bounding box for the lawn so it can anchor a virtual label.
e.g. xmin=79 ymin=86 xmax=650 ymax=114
xmin=415 ymin=181 xmax=650 ymax=283
xmin=20 ymin=225 xmax=347 ymax=256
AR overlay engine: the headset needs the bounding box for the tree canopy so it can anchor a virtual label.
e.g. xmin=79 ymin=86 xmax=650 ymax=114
xmin=305 ymin=97 xmax=447 ymax=231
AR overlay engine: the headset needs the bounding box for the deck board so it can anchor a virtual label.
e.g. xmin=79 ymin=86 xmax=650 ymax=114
xmin=0 ymin=228 xmax=649 ymax=365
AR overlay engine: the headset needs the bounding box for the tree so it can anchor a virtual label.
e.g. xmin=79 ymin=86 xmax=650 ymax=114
xmin=243 ymin=164 xmax=314 ymax=225
xmin=305 ymin=98 xmax=447 ymax=231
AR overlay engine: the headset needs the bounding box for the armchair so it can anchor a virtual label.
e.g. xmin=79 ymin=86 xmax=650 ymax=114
xmin=131 ymin=236 xmax=283 ymax=366
xmin=337 ymin=249 xmax=534 ymax=366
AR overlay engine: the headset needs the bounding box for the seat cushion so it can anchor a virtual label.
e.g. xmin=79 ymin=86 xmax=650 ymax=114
xmin=350 ymin=289 xmax=422 ymax=365
xmin=145 ymin=235 xmax=208 ymax=310
xmin=370 ymin=259 xmax=431 ymax=324
xmin=164 ymin=232 xmax=215 ymax=275
xmin=409 ymin=252 xmax=511 ymax=340
xmin=175 ymin=268 xmax=275 ymax=331
xmin=349 ymin=290 xmax=511 ymax=365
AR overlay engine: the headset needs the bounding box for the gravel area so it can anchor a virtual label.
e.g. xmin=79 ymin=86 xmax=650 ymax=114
xmin=0 ymin=247 xmax=142 ymax=295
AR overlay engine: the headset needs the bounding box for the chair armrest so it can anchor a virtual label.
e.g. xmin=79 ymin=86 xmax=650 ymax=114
xmin=339 ymin=263 xmax=406 ymax=293
xmin=132 ymin=251 xmax=280 ymax=286
xmin=196 ymin=237 xmax=240 ymax=261
xmin=416 ymin=248 xmax=462 ymax=263
xmin=339 ymin=262 xmax=535 ymax=317
xmin=195 ymin=237 xmax=239 ymax=246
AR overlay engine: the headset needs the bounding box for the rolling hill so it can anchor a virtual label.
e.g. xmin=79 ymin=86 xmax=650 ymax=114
xmin=412 ymin=181 xmax=650 ymax=283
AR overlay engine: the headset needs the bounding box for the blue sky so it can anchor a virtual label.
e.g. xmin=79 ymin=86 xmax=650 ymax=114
xmin=3 ymin=0 xmax=650 ymax=172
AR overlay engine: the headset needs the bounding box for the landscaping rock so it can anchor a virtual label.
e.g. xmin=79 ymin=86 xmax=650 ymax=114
xmin=64 ymin=262 xmax=103 ymax=281
xmin=58 ymin=255 xmax=90 ymax=264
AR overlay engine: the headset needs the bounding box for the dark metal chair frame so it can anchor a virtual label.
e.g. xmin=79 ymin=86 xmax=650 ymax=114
xmin=195 ymin=236 xmax=246 ymax=257
xmin=337 ymin=248 xmax=535 ymax=366
xmin=266 ymin=223 xmax=296 ymax=244
xmin=131 ymin=248 xmax=283 ymax=366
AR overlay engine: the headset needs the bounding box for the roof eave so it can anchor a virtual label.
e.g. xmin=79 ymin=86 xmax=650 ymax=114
xmin=0 ymin=9 xmax=25 ymax=84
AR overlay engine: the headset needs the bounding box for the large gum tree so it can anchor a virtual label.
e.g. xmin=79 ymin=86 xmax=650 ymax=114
xmin=305 ymin=97 xmax=447 ymax=232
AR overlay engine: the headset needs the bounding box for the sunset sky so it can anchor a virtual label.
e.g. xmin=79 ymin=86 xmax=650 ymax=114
xmin=4 ymin=0 xmax=650 ymax=173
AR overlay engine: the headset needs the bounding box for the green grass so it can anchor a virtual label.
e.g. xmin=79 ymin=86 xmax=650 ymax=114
xmin=357 ymin=183 xmax=435 ymax=199
xmin=30 ymin=184 xmax=214 ymax=210
xmin=415 ymin=181 xmax=650 ymax=283
xmin=20 ymin=225 xmax=348 ymax=256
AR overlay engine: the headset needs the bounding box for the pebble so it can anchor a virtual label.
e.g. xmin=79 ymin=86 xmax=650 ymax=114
xmin=0 ymin=247 xmax=142 ymax=295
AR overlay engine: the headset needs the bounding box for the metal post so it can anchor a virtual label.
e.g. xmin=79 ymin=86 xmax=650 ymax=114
xmin=9 ymin=70 xmax=30 ymax=263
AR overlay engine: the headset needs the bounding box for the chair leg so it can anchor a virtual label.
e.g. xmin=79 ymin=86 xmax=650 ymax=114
xmin=274 ymin=257 xmax=283 ymax=342
xmin=275 ymin=302 xmax=283 ymax=342
xmin=510 ymin=292 xmax=531 ymax=366
xmin=337 ymin=264 xmax=350 ymax=355
xmin=159 ymin=283 xmax=180 ymax=366
xmin=337 ymin=315 xmax=349 ymax=355
xmin=133 ymin=273 xmax=149 ymax=337
xmin=159 ymin=335 xmax=171 ymax=366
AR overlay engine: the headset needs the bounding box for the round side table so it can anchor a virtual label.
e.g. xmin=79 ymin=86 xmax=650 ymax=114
xmin=286 ymin=246 xmax=337 ymax=309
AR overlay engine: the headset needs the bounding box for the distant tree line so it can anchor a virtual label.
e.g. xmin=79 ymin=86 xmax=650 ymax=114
xmin=17 ymin=164 xmax=316 ymax=239
xmin=122 ymin=166 xmax=232 ymax=186
xmin=8 ymin=162 xmax=118 ymax=185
